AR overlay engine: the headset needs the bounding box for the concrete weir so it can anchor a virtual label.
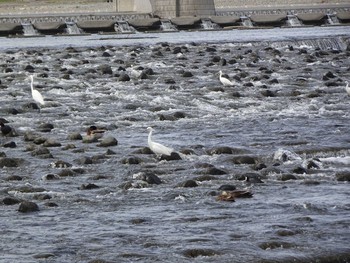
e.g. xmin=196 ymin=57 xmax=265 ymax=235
xmin=0 ymin=1 xmax=350 ymax=36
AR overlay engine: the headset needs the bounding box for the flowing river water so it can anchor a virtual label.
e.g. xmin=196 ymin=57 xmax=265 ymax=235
xmin=0 ymin=26 xmax=350 ymax=262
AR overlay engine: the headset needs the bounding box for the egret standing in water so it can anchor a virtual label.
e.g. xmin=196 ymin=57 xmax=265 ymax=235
xmin=147 ymin=127 xmax=174 ymax=156
xmin=219 ymin=70 xmax=234 ymax=87
xmin=345 ymin=81 xmax=350 ymax=96
xmin=30 ymin=75 xmax=45 ymax=106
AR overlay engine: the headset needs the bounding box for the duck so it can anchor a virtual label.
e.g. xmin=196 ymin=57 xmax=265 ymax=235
xmin=216 ymin=190 xmax=253 ymax=202
xmin=219 ymin=70 xmax=234 ymax=87
xmin=82 ymin=125 xmax=106 ymax=143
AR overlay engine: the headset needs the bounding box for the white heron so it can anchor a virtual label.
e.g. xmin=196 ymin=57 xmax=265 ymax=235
xmin=30 ymin=75 xmax=45 ymax=106
xmin=345 ymin=81 xmax=350 ymax=96
xmin=147 ymin=127 xmax=174 ymax=156
xmin=219 ymin=70 xmax=234 ymax=87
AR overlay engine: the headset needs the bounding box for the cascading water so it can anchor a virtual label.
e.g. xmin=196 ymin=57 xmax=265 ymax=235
xmin=241 ymin=16 xmax=253 ymax=27
xmin=327 ymin=14 xmax=340 ymax=25
xmin=65 ymin=21 xmax=84 ymax=35
xmin=160 ymin=19 xmax=178 ymax=32
xmin=286 ymin=15 xmax=303 ymax=26
xmin=21 ymin=22 xmax=39 ymax=36
xmin=114 ymin=21 xmax=136 ymax=34
xmin=200 ymin=18 xmax=220 ymax=30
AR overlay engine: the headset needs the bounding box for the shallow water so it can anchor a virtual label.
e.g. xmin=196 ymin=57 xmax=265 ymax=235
xmin=0 ymin=26 xmax=350 ymax=263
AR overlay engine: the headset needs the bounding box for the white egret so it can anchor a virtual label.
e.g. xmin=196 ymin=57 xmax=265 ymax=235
xmin=30 ymin=75 xmax=45 ymax=106
xmin=147 ymin=127 xmax=173 ymax=156
xmin=219 ymin=70 xmax=234 ymax=86
xmin=345 ymin=81 xmax=350 ymax=96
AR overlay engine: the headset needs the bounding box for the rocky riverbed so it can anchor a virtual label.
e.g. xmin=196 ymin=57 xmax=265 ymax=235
xmin=0 ymin=28 xmax=350 ymax=262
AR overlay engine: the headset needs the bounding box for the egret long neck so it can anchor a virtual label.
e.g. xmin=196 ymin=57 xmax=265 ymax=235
xmin=148 ymin=129 xmax=153 ymax=145
xmin=30 ymin=77 xmax=34 ymax=91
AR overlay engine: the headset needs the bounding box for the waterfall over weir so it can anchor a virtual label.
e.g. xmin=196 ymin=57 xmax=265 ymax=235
xmin=200 ymin=18 xmax=220 ymax=30
xmin=114 ymin=21 xmax=136 ymax=34
xmin=286 ymin=15 xmax=302 ymax=27
xmin=65 ymin=22 xmax=84 ymax=35
xmin=241 ymin=16 xmax=253 ymax=27
xmin=160 ymin=19 xmax=178 ymax=32
xmin=21 ymin=22 xmax=40 ymax=36
xmin=327 ymin=14 xmax=340 ymax=25
xmin=269 ymin=37 xmax=348 ymax=51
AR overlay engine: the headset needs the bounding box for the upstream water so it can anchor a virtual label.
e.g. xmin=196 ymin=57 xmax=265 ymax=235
xmin=0 ymin=26 xmax=350 ymax=263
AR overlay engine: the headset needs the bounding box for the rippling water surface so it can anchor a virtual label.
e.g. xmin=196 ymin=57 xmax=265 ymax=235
xmin=0 ymin=26 xmax=350 ymax=263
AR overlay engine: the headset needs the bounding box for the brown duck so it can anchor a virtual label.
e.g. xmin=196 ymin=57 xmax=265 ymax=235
xmin=216 ymin=190 xmax=253 ymax=202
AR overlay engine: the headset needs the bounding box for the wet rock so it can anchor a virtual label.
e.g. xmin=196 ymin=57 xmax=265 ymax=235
xmin=159 ymin=152 xmax=182 ymax=161
xmin=194 ymin=175 xmax=217 ymax=181
xmin=276 ymin=229 xmax=297 ymax=236
xmin=38 ymin=123 xmax=54 ymax=132
xmin=206 ymin=146 xmax=248 ymax=155
xmin=24 ymin=64 xmax=35 ymax=72
xmin=280 ymin=173 xmax=297 ymax=181
xmin=136 ymin=172 xmax=162 ymax=185
xmin=3 ymin=141 xmax=16 ymax=148
xmin=34 ymin=193 xmax=52 ymax=200
xmin=43 ymin=138 xmax=62 ymax=147
xmin=205 ymin=166 xmax=227 ymax=175
xmin=261 ymin=89 xmax=276 ymax=97
xmin=118 ymin=73 xmax=130 ymax=81
xmin=58 ymin=169 xmax=75 ymax=177
xmin=178 ymin=179 xmax=198 ymax=188
xmin=232 ymin=155 xmax=257 ymax=165
xmin=31 ymin=147 xmax=53 ymax=158
xmin=18 ymin=201 xmax=39 ymax=213
xmin=182 ymin=71 xmax=193 ymax=77
xmin=51 ymin=160 xmax=72 ymax=168
xmin=259 ymin=241 xmax=294 ymax=250
xmin=76 ymin=156 xmax=93 ymax=165
xmin=164 ymin=78 xmax=176 ymax=84
xmin=121 ymin=156 xmax=142 ymax=165
xmin=0 ymin=157 xmax=24 ymax=167
xmin=33 ymin=136 xmax=47 ymax=145
xmin=97 ymin=136 xmax=118 ymax=147
xmin=79 ymin=183 xmax=100 ymax=190
xmin=218 ymin=184 xmax=236 ymax=191
xmin=254 ymin=163 xmax=267 ymax=170
xmin=98 ymin=64 xmax=113 ymax=75
xmin=335 ymin=171 xmax=350 ymax=181
xmin=42 ymin=174 xmax=60 ymax=180
xmin=183 ymin=248 xmax=220 ymax=258
xmin=3 ymin=197 xmax=21 ymax=205
xmin=5 ymin=175 xmax=23 ymax=181
xmin=22 ymin=102 xmax=40 ymax=111
xmin=239 ymin=173 xmax=265 ymax=183
xmin=23 ymin=131 xmax=38 ymax=141
xmin=292 ymin=166 xmax=307 ymax=174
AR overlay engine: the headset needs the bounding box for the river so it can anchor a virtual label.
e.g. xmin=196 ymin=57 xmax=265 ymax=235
xmin=0 ymin=25 xmax=349 ymax=263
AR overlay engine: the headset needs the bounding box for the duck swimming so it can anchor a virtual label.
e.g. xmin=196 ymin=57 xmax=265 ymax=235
xmin=216 ymin=190 xmax=253 ymax=202
xmin=83 ymin=125 xmax=106 ymax=143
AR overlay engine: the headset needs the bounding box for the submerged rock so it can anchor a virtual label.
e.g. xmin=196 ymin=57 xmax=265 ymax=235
xmin=18 ymin=201 xmax=40 ymax=213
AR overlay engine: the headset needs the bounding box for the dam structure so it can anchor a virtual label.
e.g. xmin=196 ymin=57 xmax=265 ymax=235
xmin=0 ymin=0 xmax=349 ymax=36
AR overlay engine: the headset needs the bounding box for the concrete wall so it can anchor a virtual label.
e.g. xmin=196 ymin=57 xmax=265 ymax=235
xmin=117 ymin=0 xmax=152 ymax=13
xmin=151 ymin=0 xmax=216 ymax=18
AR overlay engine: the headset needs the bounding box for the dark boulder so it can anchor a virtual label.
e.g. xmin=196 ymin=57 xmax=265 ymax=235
xmin=18 ymin=201 xmax=40 ymax=213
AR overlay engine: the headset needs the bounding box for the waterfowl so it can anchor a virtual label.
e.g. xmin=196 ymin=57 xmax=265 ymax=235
xmin=216 ymin=190 xmax=253 ymax=202
xmin=147 ymin=127 xmax=174 ymax=156
xmin=30 ymin=75 xmax=45 ymax=106
xmin=87 ymin=125 xmax=105 ymax=138
xmin=83 ymin=125 xmax=105 ymax=143
xmin=219 ymin=70 xmax=234 ymax=86
xmin=345 ymin=81 xmax=350 ymax=96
